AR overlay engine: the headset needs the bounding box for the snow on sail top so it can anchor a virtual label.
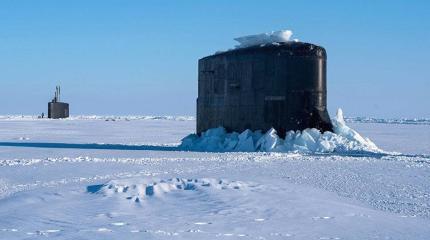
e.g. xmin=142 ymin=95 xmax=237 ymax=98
xmin=234 ymin=30 xmax=295 ymax=48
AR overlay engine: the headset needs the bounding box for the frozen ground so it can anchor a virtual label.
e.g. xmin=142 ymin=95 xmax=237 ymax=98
xmin=0 ymin=116 xmax=429 ymax=239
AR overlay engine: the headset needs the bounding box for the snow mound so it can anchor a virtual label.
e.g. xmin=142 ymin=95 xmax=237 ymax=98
xmin=87 ymin=178 xmax=254 ymax=202
xmin=234 ymin=30 xmax=293 ymax=48
xmin=180 ymin=108 xmax=381 ymax=154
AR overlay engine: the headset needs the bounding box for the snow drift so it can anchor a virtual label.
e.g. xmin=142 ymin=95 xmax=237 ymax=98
xmin=87 ymin=178 xmax=254 ymax=203
xmin=234 ymin=30 xmax=294 ymax=48
xmin=180 ymin=109 xmax=381 ymax=154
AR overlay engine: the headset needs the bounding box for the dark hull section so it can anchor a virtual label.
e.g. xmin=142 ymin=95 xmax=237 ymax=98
xmin=48 ymin=102 xmax=69 ymax=119
xmin=197 ymin=42 xmax=333 ymax=137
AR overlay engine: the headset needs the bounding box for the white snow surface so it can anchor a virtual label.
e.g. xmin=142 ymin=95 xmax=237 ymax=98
xmin=234 ymin=30 xmax=293 ymax=48
xmin=181 ymin=109 xmax=381 ymax=154
xmin=345 ymin=116 xmax=430 ymax=125
xmin=0 ymin=113 xmax=429 ymax=239
xmin=0 ymin=115 xmax=195 ymax=121
xmin=2 ymin=114 xmax=429 ymax=125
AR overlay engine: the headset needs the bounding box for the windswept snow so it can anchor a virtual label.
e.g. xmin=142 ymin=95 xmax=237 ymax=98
xmin=181 ymin=109 xmax=381 ymax=154
xmin=87 ymin=178 xmax=255 ymax=203
xmin=0 ymin=112 xmax=429 ymax=239
xmin=234 ymin=30 xmax=294 ymax=48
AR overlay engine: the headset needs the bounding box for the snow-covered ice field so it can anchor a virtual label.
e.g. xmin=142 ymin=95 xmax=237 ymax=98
xmin=0 ymin=117 xmax=429 ymax=239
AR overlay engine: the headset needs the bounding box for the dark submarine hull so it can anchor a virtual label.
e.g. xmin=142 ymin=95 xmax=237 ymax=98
xmin=197 ymin=41 xmax=333 ymax=138
xmin=48 ymin=102 xmax=69 ymax=119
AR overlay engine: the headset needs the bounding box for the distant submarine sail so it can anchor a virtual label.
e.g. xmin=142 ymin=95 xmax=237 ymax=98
xmin=48 ymin=85 xmax=69 ymax=119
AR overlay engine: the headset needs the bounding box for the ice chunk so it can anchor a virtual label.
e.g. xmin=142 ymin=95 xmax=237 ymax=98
xmin=234 ymin=30 xmax=293 ymax=48
xmin=223 ymin=132 xmax=239 ymax=151
xmin=180 ymin=133 xmax=199 ymax=149
xmin=332 ymin=109 xmax=380 ymax=152
xmin=236 ymin=130 xmax=255 ymax=152
xmin=255 ymin=128 xmax=280 ymax=151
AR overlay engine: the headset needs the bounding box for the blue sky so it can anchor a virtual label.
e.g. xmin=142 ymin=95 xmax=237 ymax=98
xmin=0 ymin=0 xmax=429 ymax=118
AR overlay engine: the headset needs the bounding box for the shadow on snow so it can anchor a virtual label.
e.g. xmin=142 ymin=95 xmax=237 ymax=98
xmin=0 ymin=141 xmax=428 ymax=161
xmin=0 ymin=141 xmax=179 ymax=151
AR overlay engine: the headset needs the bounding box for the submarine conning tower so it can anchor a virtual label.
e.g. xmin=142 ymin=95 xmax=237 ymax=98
xmin=48 ymin=86 xmax=69 ymax=119
xmin=197 ymin=41 xmax=333 ymax=138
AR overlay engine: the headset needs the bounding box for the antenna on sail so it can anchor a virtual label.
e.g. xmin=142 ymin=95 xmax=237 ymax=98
xmin=48 ymin=85 xmax=69 ymax=119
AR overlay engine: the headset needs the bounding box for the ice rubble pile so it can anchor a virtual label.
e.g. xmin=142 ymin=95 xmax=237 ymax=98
xmin=180 ymin=109 xmax=381 ymax=153
xmin=87 ymin=178 xmax=252 ymax=202
xmin=234 ymin=30 xmax=294 ymax=48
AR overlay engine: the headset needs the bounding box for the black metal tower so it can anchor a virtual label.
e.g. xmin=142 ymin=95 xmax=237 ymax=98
xmin=48 ymin=86 xmax=69 ymax=119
